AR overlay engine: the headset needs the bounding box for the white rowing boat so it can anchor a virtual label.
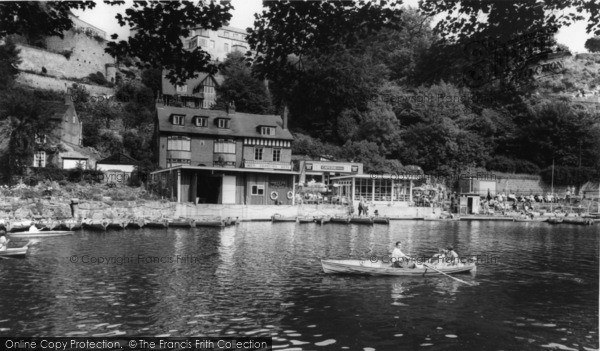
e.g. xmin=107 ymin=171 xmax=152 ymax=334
xmin=321 ymin=259 xmax=476 ymax=276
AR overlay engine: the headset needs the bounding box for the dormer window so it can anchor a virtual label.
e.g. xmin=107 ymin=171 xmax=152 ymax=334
xmin=172 ymin=114 xmax=185 ymax=126
xmin=194 ymin=116 xmax=208 ymax=127
xmin=217 ymin=119 xmax=230 ymax=129
xmin=261 ymin=127 xmax=275 ymax=136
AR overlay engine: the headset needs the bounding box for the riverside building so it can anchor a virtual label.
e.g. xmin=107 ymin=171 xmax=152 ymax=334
xmin=152 ymin=102 xmax=296 ymax=205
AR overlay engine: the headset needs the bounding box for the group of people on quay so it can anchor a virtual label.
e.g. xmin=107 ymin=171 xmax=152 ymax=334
xmin=389 ymin=241 xmax=461 ymax=269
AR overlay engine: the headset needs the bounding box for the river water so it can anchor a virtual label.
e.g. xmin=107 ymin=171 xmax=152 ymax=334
xmin=0 ymin=221 xmax=598 ymax=350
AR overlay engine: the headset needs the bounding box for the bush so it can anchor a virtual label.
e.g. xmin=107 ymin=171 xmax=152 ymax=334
xmin=513 ymin=159 xmax=540 ymax=174
xmin=540 ymin=166 xmax=600 ymax=186
xmin=24 ymin=167 xmax=69 ymax=186
xmin=486 ymin=156 xmax=515 ymax=173
xmin=87 ymin=71 xmax=108 ymax=86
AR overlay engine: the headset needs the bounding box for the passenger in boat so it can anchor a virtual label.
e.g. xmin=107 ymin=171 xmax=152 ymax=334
xmin=28 ymin=224 xmax=40 ymax=233
xmin=0 ymin=230 xmax=8 ymax=251
xmin=446 ymin=247 xmax=459 ymax=265
xmin=391 ymin=241 xmax=414 ymax=268
xmin=430 ymin=248 xmax=446 ymax=265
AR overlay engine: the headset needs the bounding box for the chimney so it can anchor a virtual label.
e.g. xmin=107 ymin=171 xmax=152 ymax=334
xmin=227 ymin=101 xmax=236 ymax=114
xmin=282 ymin=105 xmax=289 ymax=130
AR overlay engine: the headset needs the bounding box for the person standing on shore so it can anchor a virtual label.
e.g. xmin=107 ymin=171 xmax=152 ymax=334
xmin=0 ymin=231 xmax=8 ymax=251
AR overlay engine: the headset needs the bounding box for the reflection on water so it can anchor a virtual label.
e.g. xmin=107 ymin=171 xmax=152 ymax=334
xmin=0 ymin=221 xmax=597 ymax=350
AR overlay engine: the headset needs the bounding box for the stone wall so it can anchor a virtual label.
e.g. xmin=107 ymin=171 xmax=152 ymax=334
xmin=16 ymin=72 xmax=114 ymax=96
xmin=496 ymin=177 xmax=570 ymax=196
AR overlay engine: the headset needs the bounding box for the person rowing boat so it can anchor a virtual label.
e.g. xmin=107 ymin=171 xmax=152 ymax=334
xmin=391 ymin=241 xmax=415 ymax=268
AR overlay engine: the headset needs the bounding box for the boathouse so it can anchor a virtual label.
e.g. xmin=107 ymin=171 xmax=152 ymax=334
xmin=151 ymin=102 xmax=296 ymax=204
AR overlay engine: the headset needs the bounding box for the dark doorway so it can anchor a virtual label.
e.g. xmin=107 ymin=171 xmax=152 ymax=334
xmin=467 ymin=197 xmax=473 ymax=214
xmin=197 ymin=176 xmax=221 ymax=204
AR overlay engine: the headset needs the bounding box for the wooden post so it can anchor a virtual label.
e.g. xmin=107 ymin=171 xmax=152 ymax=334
xmin=292 ymin=174 xmax=296 ymax=205
xmin=177 ymin=170 xmax=181 ymax=203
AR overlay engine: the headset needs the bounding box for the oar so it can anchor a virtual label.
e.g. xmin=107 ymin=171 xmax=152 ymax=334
xmin=422 ymin=263 xmax=475 ymax=286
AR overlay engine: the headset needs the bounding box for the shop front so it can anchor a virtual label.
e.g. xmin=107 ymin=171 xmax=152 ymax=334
xmin=330 ymin=175 xmax=415 ymax=205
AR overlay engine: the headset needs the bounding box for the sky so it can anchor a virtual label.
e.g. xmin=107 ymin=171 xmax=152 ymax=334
xmin=73 ymin=0 xmax=591 ymax=53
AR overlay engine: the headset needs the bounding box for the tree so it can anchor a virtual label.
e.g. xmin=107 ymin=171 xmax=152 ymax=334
xmin=0 ymin=2 xmax=95 ymax=39
xmin=106 ymin=0 xmax=232 ymax=85
xmin=0 ymin=37 xmax=21 ymax=89
xmin=0 ymin=88 xmax=61 ymax=182
xmin=214 ymin=51 xmax=272 ymax=114
xmin=584 ymin=36 xmax=600 ymax=53
xmin=141 ymin=68 xmax=163 ymax=97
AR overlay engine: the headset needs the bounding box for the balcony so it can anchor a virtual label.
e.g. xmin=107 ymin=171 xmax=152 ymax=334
xmin=244 ymin=160 xmax=292 ymax=170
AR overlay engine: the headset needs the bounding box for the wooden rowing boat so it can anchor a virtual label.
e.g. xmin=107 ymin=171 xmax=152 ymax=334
xmin=107 ymin=220 xmax=128 ymax=230
xmin=547 ymin=217 xmax=564 ymax=224
xmin=298 ymin=216 xmax=314 ymax=223
xmin=196 ymin=220 xmax=225 ymax=227
xmin=271 ymin=214 xmax=297 ymax=222
xmin=59 ymin=219 xmax=82 ymax=231
xmin=330 ymin=216 xmax=350 ymax=224
xmin=372 ymin=217 xmax=390 ymax=224
xmin=169 ymin=219 xmax=196 ymax=228
xmin=9 ymin=230 xmax=74 ymax=238
xmin=145 ymin=220 xmax=169 ymax=229
xmin=127 ymin=219 xmax=145 ymax=229
xmin=0 ymin=242 xmax=31 ymax=258
xmin=82 ymin=220 xmax=109 ymax=231
xmin=350 ymin=217 xmax=373 ymax=225
xmin=562 ymin=217 xmax=594 ymax=225
xmin=321 ymin=259 xmax=476 ymax=276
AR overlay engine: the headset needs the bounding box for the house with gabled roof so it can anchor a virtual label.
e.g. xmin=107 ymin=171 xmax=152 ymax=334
xmin=161 ymin=71 xmax=224 ymax=109
xmin=32 ymin=96 xmax=99 ymax=170
xmin=152 ymin=101 xmax=297 ymax=205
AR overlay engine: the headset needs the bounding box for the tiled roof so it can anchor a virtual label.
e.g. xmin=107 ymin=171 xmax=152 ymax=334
xmin=156 ymin=104 xmax=293 ymax=140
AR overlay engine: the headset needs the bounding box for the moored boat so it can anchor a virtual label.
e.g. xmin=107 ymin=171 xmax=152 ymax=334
xmin=82 ymin=219 xmax=109 ymax=231
xmin=321 ymin=259 xmax=476 ymax=276
xmin=547 ymin=217 xmax=564 ymax=224
xmin=314 ymin=217 xmax=330 ymax=225
xmin=127 ymin=219 xmax=146 ymax=229
xmin=563 ymin=217 xmax=594 ymax=225
xmin=196 ymin=220 xmax=225 ymax=227
xmin=169 ymin=219 xmax=196 ymax=228
xmin=9 ymin=230 xmax=74 ymax=238
xmin=224 ymin=217 xmax=238 ymax=226
xmin=329 ymin=216 xmax=350 ymax=224
xmin=372 ymin=216 xmax=390 ymax=224
xmin=145 ymin=220 xmax=169 ymax=229
xmin=298 ymin=216 xmax=314 ymax=223
xmin=107 ymin=220 xmax=128 ymax=230
xmin=272 ymin=214 xmax=297 ymax=222
xmin=350 ymin=217 xmax=374 ymax=225
xmin=60 ymin=219 xmax=82 ymax=231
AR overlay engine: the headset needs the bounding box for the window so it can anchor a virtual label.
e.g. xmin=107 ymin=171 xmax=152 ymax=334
xmin=223 ymin=30 xmax=229 ymax=37
xmin=214 ymin=139 xmax=235 ymax=154
xmin=204 ymin=86 xmax=215 ymax=95
xmin=217 ymin=119 xmax=230 ymax=129
xmin=167 ymin=136 xmax=191 ymax=151
xmin=210 ymin=40 xmax=215 ymax=49
xmin=33 ymin=151 xmax=46 ymax=167
xmin=251 ymin=185 xmax=264 ymax=196
xmin=272 ymin=148 xmax=281 ymax=162
xmin=176 ymin=85 xmax=188 ymax=94
xmin=189 ymin=39 xmax=197 ymax=50
xmin=35 ymin=133 xmax=46 ymax=144
xmin=172 ymin=115 xmax=185 ymax=125
xmin=261 ymin=127 xmax=275 ymax=136
xmin=224 ymin=43 xmax=229 ymax=52
xmin=254 ymin=147 xmax=263 ymax=161
xmin=194 ymin=116 xmax=208 ymax=127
